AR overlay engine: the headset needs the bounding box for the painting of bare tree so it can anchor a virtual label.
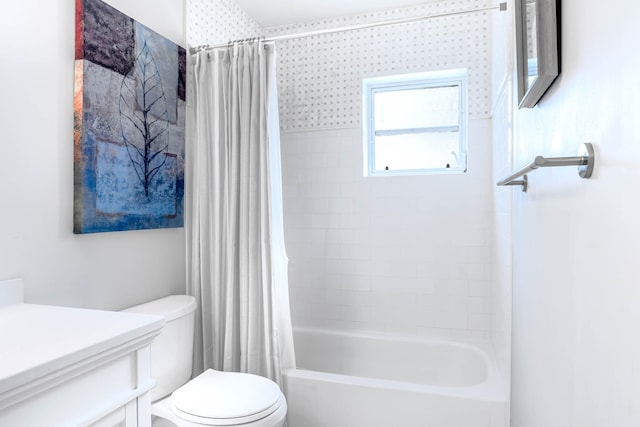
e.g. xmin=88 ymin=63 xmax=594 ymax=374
xmin=119 ymin=41 xmax=170 ymax=199
xmin=74 ymin=0 xmax=185 ymax=233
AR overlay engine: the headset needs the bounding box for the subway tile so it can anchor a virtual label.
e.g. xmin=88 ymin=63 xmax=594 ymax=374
xmin=433 ymin=310 xmax=468 ymax=329
xmin=333 ymin=198 xmax=357 ymax=215
xmin=467 ymin=246 xmax=492 ymax=264
xmin=284 ymin=227 xmax=305 ymax=243
xmin=294 ymin=287 xmax=326 ymax=304
xmin=434 ymin=245 xmax=468 ymax=264
xmin=461 ymin=262 xmax=491 ymax=280
xmin=340 ymin=306 xmax=373 ymax=323
xmin=338 ymin=149 xmax=362 ymax=168
xmin=433 ymin=278 xmax=469 ymax=296
xmin=311 ymin=303 xmax=341 ymax=320
xmin=312 ymin=273 xmax=341 ymax=290
xmin=339 ymin=213 xmax=372 ymax=229
xmin=324 ymin=242 xmax=342 ymax=259
xmin=368 ymin=291 xmax=418 ymax=310
xmin=340 ymin=275 xmax=372 ymax=291
xmin=433 ymin=294 xmax=468 ymax=312
xmin=301 ymin=242 xmax=326 ymax=259
xmin=416 ymin=327 xmax=452 ymax=341
xmin=310 ymin=152 xmax=332 ymax=168
xmin=468 ymin=296 xmax=489 ymax=313
xmin=305 ymin=228 xmax=326 ymax=243
xmin=283 ymin=213 xmax=311 ymax=229
xmin=280 ymin=126 xmax=499 ymax=338
xmin=415 ymin=310 xmax=435 ymax=328
xmin=339 ymin=182 xmax=362 ymax=198
xmin=370 ymin=306 xmax=418 ymax=328
xmin=449 ymin=329 xmax=490 ymax=343
xmin=415 ymin=263 xmax=439 ymax=282
xmin=339 ymin=243 xmax=372 ymax=260
xmin=291 ymin=302 xmax=313 ymax=321
xmin=347 ymin=260 xmax=372 ymax=276
xmin=468 ymin=313 xmax=491 ymax=331
xmin=348 ymin=290 xmax=374 ymax=307
xmin=416 ymin=294 xmax=436 ymax=312
xmin=469 ymin=280 xmax=492 ymax=296
xmin=326 ymin=228 xmax=355 ymax=244
xmin=325 ymin=289 xmax=351 ymax=305
xmin=321 ymin=214 xmax=342 ymax=229
xmin=368 ymin=260 xmax=418 ymax=278
xmin=325 ymin=259 xmax=357 ymax=275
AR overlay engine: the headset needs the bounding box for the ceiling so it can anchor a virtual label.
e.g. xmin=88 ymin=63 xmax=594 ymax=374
xmin=233 ymin=0 xmax=431 ymax=28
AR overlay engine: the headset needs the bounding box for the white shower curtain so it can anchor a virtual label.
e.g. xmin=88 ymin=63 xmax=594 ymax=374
xmin=187 ymin=41 xmax=295 ymax=386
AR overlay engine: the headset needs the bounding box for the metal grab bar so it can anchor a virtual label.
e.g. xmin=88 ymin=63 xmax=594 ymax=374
xmin=496 ymin=143 xmax=595 ymax=192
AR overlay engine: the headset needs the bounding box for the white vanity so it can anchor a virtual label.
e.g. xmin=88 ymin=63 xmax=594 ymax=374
xmin=0 ymin=278 xmax=165 ymax=426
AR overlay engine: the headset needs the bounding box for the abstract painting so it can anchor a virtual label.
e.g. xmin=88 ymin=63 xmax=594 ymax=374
xmin=74 ymin=0 xmax=185 ymax=233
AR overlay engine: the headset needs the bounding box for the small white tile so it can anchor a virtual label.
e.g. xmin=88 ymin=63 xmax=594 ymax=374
xmin=462 ymin=263 xmax=491 ymax=281
xmin=416 ymin=310 xmax=435 ymax=327
xmin=449 ymin=329 xmax=490 ymax=343
xmin=434 ymin=279 xmax=469 ymax=296
xmin=311 ymin=303 xmax=341 ymax=320
xmin=294 ymin=288 xmax=325 ymax=304
xmin=340 ymin=275 xmax=371 ymax=291
xmin=467 ymin=246 xmax=492 ymax=264
xmin=340 ymin=306 xmax=373 ymax=322
xmin=434 ymin=295 xmax=468 ymax=312
xmin=468 ymin=313 xmax=491 ymax=331
xmin=469 ymin=280 xmax=492 ymax=297
xmin=468 ymin=296 xmax=489 ymax=314
xmin=433 ymin=310 xmax=468 ymax=329
xmin=339 ymin=243 xmax=371 ymax=260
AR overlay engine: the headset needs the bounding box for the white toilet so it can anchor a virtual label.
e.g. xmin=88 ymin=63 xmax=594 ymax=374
xmin=124 ymin=295 xmax=287 ymax=427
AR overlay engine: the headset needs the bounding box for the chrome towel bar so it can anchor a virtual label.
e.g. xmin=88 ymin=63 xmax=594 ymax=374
xmin=496 ymin=143 xmax=595 ymax=192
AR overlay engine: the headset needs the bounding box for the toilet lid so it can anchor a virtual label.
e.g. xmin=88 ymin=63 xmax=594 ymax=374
xmin=171 ymin=369 xmax=283 ymax=425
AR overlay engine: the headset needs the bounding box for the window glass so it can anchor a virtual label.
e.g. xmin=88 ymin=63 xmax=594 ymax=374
xmin=374 ymin=132 xmax=461 ymax=171
xmin=363 ymin=70 xmax=467 ymax=176
xmin=374 ymin=86 xmax=459 ymax=130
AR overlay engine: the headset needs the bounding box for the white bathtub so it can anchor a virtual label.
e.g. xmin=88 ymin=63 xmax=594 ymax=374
xmin=283 ymin=328 xmax=507 ymax=427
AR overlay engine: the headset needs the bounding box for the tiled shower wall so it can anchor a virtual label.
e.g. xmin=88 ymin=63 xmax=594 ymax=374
xmin=281 ymin=123 xmax=494 ymax=342
xmin=187 ymin=0 xmax=262 ymax=47
xmin=270 ymin=0 xmax=496 ymax=342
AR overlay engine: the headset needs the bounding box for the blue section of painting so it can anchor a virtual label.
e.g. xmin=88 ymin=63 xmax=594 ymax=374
xmin=74 ymin=0 xmax=185 ymax=233
xmin=96 ymin=140 xmax=177 ymax=216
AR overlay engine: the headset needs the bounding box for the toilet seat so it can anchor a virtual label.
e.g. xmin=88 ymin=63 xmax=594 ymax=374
xmin=169 ymin=369 xmax=285 ymax=426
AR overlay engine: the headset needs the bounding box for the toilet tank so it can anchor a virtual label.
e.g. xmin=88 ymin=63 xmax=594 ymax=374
xmin=123 ymin=295 xmax=197 ymax=401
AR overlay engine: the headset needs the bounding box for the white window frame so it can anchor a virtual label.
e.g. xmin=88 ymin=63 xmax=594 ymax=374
xmin=363 ymin=69 xmax=468 ymax=177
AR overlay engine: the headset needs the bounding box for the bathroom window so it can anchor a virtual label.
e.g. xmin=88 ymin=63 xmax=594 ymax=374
xmin=363 ymin=70 xmax=468 ymax=176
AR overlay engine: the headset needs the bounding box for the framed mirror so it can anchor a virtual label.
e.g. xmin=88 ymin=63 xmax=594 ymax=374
xmin=515 ymin=0 xmax=560 ymax=108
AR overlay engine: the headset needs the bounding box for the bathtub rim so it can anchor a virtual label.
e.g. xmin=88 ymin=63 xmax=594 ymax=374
xmin=287 ymin=326 xmax=507 ymax=403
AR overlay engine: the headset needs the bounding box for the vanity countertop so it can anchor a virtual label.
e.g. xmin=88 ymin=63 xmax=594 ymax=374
xmin=0 ymin=300 xmax=164 ymax=397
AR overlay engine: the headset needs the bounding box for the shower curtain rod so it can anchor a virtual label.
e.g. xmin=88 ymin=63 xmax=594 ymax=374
xmin=190 ymin=2 xmax=507 ymax=54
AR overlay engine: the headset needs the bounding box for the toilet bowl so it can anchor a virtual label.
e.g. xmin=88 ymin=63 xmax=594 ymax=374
xmin=124 ymin=295 xmax=287 ymax=427
xmin=151 ymin=370 xmax=287 ymax=427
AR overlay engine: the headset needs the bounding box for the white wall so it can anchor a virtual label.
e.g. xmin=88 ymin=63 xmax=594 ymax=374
xmin=509 ymin=0 xmax=640 ymax=426
xmin=0 ymin=0 xmax=186 ymax=310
